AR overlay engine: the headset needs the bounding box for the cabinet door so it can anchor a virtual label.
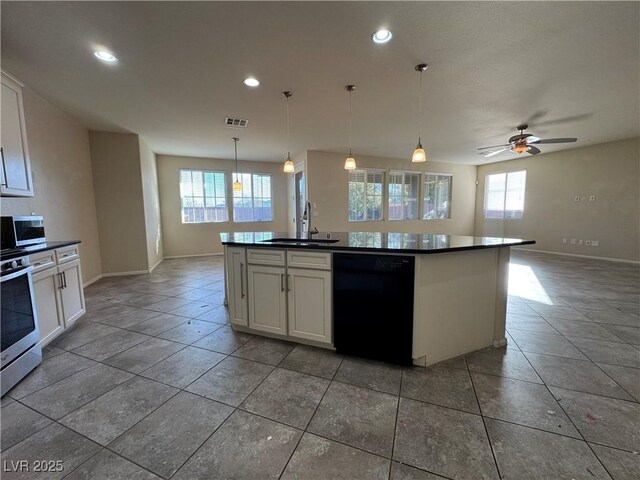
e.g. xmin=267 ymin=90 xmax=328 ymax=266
xmin=248 ymin=264 xmax=287 ymax=335
xmin=59 ymin=259 xmax=85 ymax=327
xmin=287 ymin=268 xmax=332 ymax=344
xmin=227 ymin=247 xmax=248 ymax=326
xmin=32 ymin=267 xmax=64 ymax=347
xmin=1 ymin=74 xmax=33 ymax=197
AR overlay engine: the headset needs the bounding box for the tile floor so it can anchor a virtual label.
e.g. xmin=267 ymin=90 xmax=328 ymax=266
xmin=1 ymin=250 xmax=639 ymax=479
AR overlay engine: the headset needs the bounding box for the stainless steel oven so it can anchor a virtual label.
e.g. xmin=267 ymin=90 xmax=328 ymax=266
xmin=1 ymin=216 xmax=46 ymax=249
xmin=1 ymin=255 xmax=42 ymax=396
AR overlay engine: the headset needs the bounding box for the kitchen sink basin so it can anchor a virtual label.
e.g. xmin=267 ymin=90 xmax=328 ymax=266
xmin=261 ymin=238 xmax=339 ymax=244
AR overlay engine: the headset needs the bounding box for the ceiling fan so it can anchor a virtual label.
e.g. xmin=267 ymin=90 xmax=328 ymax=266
xmin=478 ymin=124 xmax=577 ymax=158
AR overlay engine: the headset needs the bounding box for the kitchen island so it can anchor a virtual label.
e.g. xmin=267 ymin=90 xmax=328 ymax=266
xmin=221 ymin=232 xmax=535 ymax=366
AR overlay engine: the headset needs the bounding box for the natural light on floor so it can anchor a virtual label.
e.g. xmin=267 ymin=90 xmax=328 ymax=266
xmin=509 ymin=262 xmax=553 ymax=305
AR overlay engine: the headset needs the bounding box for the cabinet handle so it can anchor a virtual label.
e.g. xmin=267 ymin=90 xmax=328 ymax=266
xmin=0 ymin=148 xmax=7 ymax=187
xmin=57 ymin=272 xmax=64 ymax=289
xmin=62 ymin=271 xmax=67 ymax=289
xmin=239 ymin=262 xmax=245 ymax=298
xmin=281 ymin=273 xmax=285 ymax=292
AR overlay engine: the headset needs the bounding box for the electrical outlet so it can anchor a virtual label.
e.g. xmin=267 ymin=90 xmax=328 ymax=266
xmin=571 ymin=239 xmax=576 ymax=245
xmin=585 ymin=240 xmax=591 ymax=246
xmin=592 ymin=240 xmax=599 ymax=247
xmin=562 ymin=238 xmax=567 ymax=244
xmin=578 ymin=239 xmax=584 ymax=245
xmin=574 ymin=195 xmax=581 ymax=201
xmin=589 ymin=195 xmax=596 ymax=201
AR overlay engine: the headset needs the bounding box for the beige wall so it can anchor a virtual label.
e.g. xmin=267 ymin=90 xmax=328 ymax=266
xmin=139 ymin=137 xmax=163 ymax=269
xmin=89 ymin=131 xmax=149 ymax=273
xmin=1 ymin=86 xmax=102 ymax=284
xmin=475 ymin=137 xmax=640 ymax=262
xmin=157 ymin=154 xmax=289 ymax=256
xmin=305 ymin=150 xmax=477 ymax=235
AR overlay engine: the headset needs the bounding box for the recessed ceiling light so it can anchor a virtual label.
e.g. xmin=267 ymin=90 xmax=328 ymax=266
xmin=243 ymin=78 xmax=260 ymax=87
xmin=372 ymin=29 xmax=392 ymax=44
xmin=94 ymin=50 xmax=117 ymax=62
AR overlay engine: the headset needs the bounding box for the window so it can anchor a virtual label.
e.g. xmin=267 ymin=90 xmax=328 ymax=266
xmin=233 ymin=173 xmax=273 ymax=222
xmin=423 ymin=174 xmax=452 ymax=219
xmin=388 ymin=171 xmax=420 ymax=220
xmin=484 ymin=170 xmax=526 ymax=219
xmin=348 ymin=169 xmax=384 ymax=221
xmin=180 ymin=169 xmax=228 ymax=223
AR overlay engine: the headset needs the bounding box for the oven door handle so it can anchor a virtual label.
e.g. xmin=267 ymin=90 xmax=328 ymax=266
xmin=0 ymin=265 xmax=33 ymax=282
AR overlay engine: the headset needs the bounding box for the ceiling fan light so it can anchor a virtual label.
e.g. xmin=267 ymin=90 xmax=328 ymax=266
xmin=512 ymin=144 xmax=529 ymax=154
xmin=283 ymin=157 xmax=295 ymax=173
xmin=344 ymin=156 xmax=357 ymax=171
xmin=233 ymin=180 xmax=242 ymax=192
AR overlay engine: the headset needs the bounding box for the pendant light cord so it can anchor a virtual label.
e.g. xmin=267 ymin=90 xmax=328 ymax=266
xmin=418 ymin=69 xmax=423 ymax=143
xmin=234 ymin=138 xmax=239 ymax=182
xmin=286 ymin=96 xmax=291 ymax=157
xmin=348 ymin=89 xmax=353 ymax=156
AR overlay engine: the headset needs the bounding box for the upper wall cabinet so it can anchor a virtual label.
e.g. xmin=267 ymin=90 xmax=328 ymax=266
xmin=1 ymin=70 xmax=33 ymax=197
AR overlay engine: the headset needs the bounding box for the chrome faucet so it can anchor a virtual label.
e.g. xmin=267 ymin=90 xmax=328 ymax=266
xmin=302 ymin=201 xmax=319 ymax=238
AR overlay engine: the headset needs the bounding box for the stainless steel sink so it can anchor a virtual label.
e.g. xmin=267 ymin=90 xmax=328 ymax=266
xmin=261 ymin=238 xmax=339 ymax=244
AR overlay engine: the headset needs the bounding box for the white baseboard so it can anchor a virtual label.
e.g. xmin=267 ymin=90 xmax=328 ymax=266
xmin=515 ymin=247 xmax=640 ymax=265
xmin=101 ymin=269 xmax=152 ymax=278
xmin=149 ymin=257 xmax=164 ymax=272
xmin=83 ymin=274 xmax=103 ymax=288
xmin=163 ymin=253 xmax=223 ymax=259
xmin=82 ymin=257 xmax=167 ymax=287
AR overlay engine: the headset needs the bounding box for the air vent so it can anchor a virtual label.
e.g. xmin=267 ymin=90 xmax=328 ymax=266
xmin=225 ymin=117 xmax=249 ymax=128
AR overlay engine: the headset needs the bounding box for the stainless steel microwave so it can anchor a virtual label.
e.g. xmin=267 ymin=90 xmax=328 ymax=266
xmin=1 ymin=216 xmax=46 ymax=249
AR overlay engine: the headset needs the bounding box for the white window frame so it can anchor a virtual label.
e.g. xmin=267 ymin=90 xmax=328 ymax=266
xmin=422 ymin=172 xmax=453 ymax=220
xmin=232 ymin=172 xmax=274 ymax=223
xmin=348 ymin=168 xmax=385 ymax=222
xmin=483 ymin=170 xmax=527 ymax=220
xmin=388 ymin=170 xmax=421 ymax=221
xmin=179 ymin=169 xmax=229 ymax=224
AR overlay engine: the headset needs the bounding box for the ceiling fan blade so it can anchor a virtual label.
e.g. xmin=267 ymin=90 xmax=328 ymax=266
xmin=525 ymin=136 xmax=540 ymax=144
xmin=530 ymin=137 xmax=577 ymax=144
xmin=508 ymin=133 xmax=533 ymax=143
xmin=478 ymin=144 xmax=510 ymax=150
xmin=483 ymin=148 xmax=508 ymax=158
xmin=527 ymin=146 xmax=541 ymax=155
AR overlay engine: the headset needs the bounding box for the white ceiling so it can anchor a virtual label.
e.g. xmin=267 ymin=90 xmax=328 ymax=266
xmin=2 ymin=1 xmax=638 ymax=165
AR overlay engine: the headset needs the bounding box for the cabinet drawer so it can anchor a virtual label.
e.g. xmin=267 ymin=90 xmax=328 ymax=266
xmin=287 ymin=250 xmax=331 ymax=270
xmin=30 ymin=250 xmax=57 ymax=274
xmin=55 ymin=245 xmax=80 ymax=264
xmin=247 ymin=248 xmax=286 ymax=266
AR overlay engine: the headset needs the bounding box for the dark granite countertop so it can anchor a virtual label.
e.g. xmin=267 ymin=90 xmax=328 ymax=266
xmin=220 ymin=232 xmax=535 ymax=254
xmin=0 ymin=240 xmax=81 ymax=261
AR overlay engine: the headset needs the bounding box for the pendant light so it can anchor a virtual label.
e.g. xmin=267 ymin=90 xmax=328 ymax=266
xmin=282 ymin=91 xmax=295 ymax=173
xmin=232 ymin=137 xmax=242 ymax=192
xmin=412 ymin=63 xmax=429 ymax=163
xmin=344 ymin=85 xmax=356 ymax=171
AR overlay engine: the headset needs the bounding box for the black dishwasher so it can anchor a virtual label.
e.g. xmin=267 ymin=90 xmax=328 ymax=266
xmin=333 ymin=253 xmax=415 ymax=365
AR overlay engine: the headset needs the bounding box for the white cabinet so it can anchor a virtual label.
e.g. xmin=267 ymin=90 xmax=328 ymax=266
xmin=30 ymin=245 xmax=86 ymax=347
xmin=1 ymin=71 xmax=33 ymax=197
xmin=59 ymin=259 xmax=85 ymax=327
xmin=248 ymin=264 xmax=288 ymax=335
xmin=227 ymin=247 xmax=248 ymax=326
xmin=33 ymin=266 xmax=64 ymax=348
xmin=287 ymin=267 xmax=332 ymax=344
xmin=229 ymin=247 xmax=332 ymax=345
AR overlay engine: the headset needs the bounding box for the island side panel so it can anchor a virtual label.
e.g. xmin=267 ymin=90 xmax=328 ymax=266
xmin=492 ymin=247 xmax=510 ymax=347
xmin=413 ymin=248 xmax=500 ymax=365
xmin=223 ymin=245 xmax=229 ymax=306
